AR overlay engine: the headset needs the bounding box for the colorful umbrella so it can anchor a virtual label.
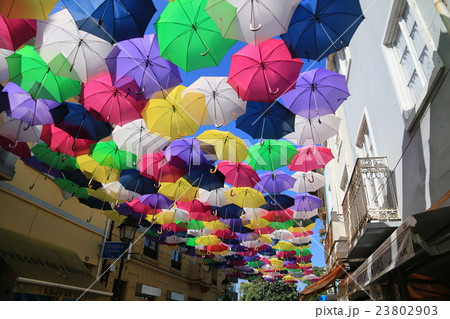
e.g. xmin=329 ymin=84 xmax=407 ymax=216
xmin=248 ymin=140 xmax=298 ymax=171
xmin=6 ymin=46 xmax=81 ymax=102
xmin=139 ymin=193 xmax=174 ymax=211
xmin=31 ymin=143 xmax=79 ymax=171
xmin=155 ymin=0 xmax=237 ymax=71
xmin=77 ymin=154 xmax=121 ymax=184
xmin=165 ymin=137 xmax=211 ymax=173
xmin=139 ymin=152 xmax=186 ymax=184
xmin=284 ymin=114 xmax=341 ymax=146
xmin=254 ymin=171 xmax=296 ymax=194
xmin=0 ymin=14 xmax=36 ymax=51
xmin=292 ymin=193 xmax=322 ymax=212
xmin=102 ymin=181 xmax=140 ymax=202
xmin=89 ymin=141 xmax=137 ymax=170
xmin=198 ymin=186 xmax=231 ymax=207
xmin=288 ymin=145 xmax=334 ymax=172
xmin=119 ymin=169 xmax=157 ymax=195
xmin=185 ymin=165 xmax=226 ymax=191
xmin=261 ymin=209 xmax=295 ymax=223
xmin=281 ymin=0 xmax=364 ymax=60
xmin=0 ymin=0 xmax=59 ymax=19
xmin=291 ymin=171 xmax=326 ymax=193
xmin=0 ymin=114 xmax=42 ymax=146
xmin=217 ymin=161 xmax=260 ymax=188
xmin=0 ymin=135 xmax=31 ymax=158
xmin=260 ymin=194 xmax=295 ymax=211
xmin=0 ymin=49 xmax=13 ymax=83
xmin=225 ymin=187 xmax=265 ymax=208
xmin=281 ymin=68 xmax=350 ymax=120
xmin=106 ymin=33 xmax=182 ymax=100
xmin=227 ymin=38 xmax=303 ymax=103
xmin=205 ymin=0 xmax=301 ymax=46
xmin=61 ymin=0 xmax=156 ymax=43
xmin=158 ymin=177 xmax=199 ymax=202
xmin=40 ymin=124 xmax=95 ymax=157
xmin=197 ymin=129 xmax=248 ymax=163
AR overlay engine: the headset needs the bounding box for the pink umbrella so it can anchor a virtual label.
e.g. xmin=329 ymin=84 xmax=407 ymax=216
xmin=217 ymin=161 xmax=260 ymax=187
xmin=40 ymin=124 xmax=95 ymax=157
xmin=0 ymin=14 xmax=36 ymax=51
xmin=227 ymin=38 xmax=303 ymax=103
xmin=138 ymin=152 xmax=186 ymax=185
xmin=288 ymin=145 xmax=334 ymax=172
xmin=80 ymin=75 xmax=146 ymax=126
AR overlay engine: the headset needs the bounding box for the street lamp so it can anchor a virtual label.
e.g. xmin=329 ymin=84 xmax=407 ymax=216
xmin=113 ymin=217 xmax=139 ymax=301
xmin=222 ymin=277 xmax=231 ymax=301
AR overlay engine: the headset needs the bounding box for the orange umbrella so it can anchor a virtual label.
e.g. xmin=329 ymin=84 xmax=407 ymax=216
xmin=1 ymin=0 xmax=59 ymax=19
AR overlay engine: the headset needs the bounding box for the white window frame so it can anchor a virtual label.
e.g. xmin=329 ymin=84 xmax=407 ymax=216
xmin=382 ymin=0 xmax=444 ymax=129
xmin=355 ymin=111 xmax=377 ymax=159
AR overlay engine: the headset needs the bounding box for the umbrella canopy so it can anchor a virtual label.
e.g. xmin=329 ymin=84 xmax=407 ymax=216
xmin=139 ymin=152 xmax=186 ymax=184
xmin=0 ymin=114 xmax=42 ymax=145
xmin=155 ymin=0 xmax=237 ymax=72
xmin=283 ymin=114 xmax=341 ymax=146
xmin=80 ymin=74 xmax=145 ymax=126
xmin=40 ymin=124 xmax=95 ymax=157
xmin=6 ymin=45 xmax=81 ymax=102
xmin=261 ymin=209 xmax=295 ymax=223
xmin=291 ymin=171 xmax=326 ymax=193
xmin=102 ymin=181 xmax=140 ymax=202
xmin=142 ymin=85 xmax=199 ymax=140
xmin=288 ymin=145 xmax=334 ymax=172
xmin=53 ymin=177 xmax=89 ymax=199
xmin=119 ymin=169 xmax=157 ymax=195
xmin=89 ymin=141 xmax=137 ymax=170
xmin=165 ymin=137 xmax=210 ymax=172
xmin=198 ymin=187 xmax=231 ymax=207
xmin=280 ymin=0 xmax=364 ymax=61
xmin=0 ymin=49 xmax=13 ymax=83
xmin=158 ymin=177 xmax=199 ymax=202
xmin=228 ymin=38 xmax=303 ymax=103
xmin=254 ymin=171 xmax=296 ymax=194
xmin=139 ymin=193 xmax=174 ymax=210
xmin=61 ymin=0 xmax=156 ymax=43
xmin=235 ymin=100 xmax=296 ymax=141
xmin=185 ymin=165 xmax=226 ymax=191
xmin=217 ymin=161 xmax=260 ymax=188
xmin=77 ymin=154 xmax=120 ymax=184
xmin=281 ymin=68 xmax=350 ymax=120
xmin=197 ymin=129 xmax=248 ymax=163
xmin=214 ymin=204 xmax=243 ymax=219
xmin=0 ymin=135 xmax=31 ymax=158
xmin=0 ymin=14 xmax=36 ymax=51
xmin=106 ymin=33 xmax=182 ymax=100
xmin=248 ymin=140 xmax=298 ymax=171
xmin=0 ymin=0 xmax=58 ymax=19
xmin=205 ymin=0 xmax=301 ymax=46
xmin=31 ymin=143 xmax=79 ymax=171
xmin=225 ymin=187 xmax=265 ymax=208
xmin=260 ymin=194 xmax=295 ymax=211
xmin=182 ymin=76 xmax=246 ymax=127
xmin=292 ymin=193 xmax=322 ymax=212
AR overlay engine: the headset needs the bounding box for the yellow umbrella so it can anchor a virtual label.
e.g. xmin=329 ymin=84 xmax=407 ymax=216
xmin=142 ymin=85 xmax=199 ymax=140
xmin=87 ymin=188 xmax=120 ymax=204
xmin=272 ymin=240 xmax=297 ymax=251
xmin=100 ymin=210 xmax=127 ymax=223
xmin=268 ymin=258 xmax=284 ymax=269
xmin=197 ymin=129 xmax=248 ymax=163
xmin=202 ymin=220 xmax=228 ymax=230
xmin=245 ymin=218 xmax=270 ymax=230
xmin=1 ymin=0 xmax=59 ymax=19
xmin=181 ymin=90 xmax=210 ymax=126
xmin=195 ymin=235 xmax=222 ymax=246
xmin=158 ymin=177 xmax=199 ymax=202
xmin=225 ymin=187 xmax=265 ymax=208
xmin=289 ymin=223 xmax=315 ymax=233
xmin=259 ymin=234 xmax=273 ymax=245
xmin=77 ymin=155 xmax=120 ymax=184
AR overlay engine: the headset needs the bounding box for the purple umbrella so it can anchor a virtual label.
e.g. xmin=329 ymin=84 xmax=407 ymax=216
xmin=3 ymin=82 xmax=59 ymax=128
xmin=221 ymin=218 xmax=253 ymax=233
xmin=238 ymin=232 xmax=261 ymax=242
xmin=21 ymin=157 xmax=63 ymax=179
xmin=254 ymin=171 xmax=296 ymax=194
xmin=165 ymin=137 xmax=212 ymax=173
xmin=281 ymin=67 xmax=350 ymax=119
xmin=291 ymin=192 xmax=322 ymax=212
xmin=139 ymin=193 xmax=173 ymax=209
xmin=106 ymin=34 xmax=182 ymax=100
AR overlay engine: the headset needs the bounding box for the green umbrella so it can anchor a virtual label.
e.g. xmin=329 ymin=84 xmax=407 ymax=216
xmin=53 ymin=177 xmax=89 ymax=199
xmin=6 ymin=45 xmax=80 ymax=102
xmin=248 ymin=140 xmax=298 ymax=171
xmin=155 ymin=0 xmax=236 ymax=72
xmin=89 ymin=141 xmax=136 ymax=170
xmin=269 ymin=219 xmax=295 ymax=230
xmin=186 ymin=220 xmax=205 ymax=230
xmin=31 ymin=143 xmax=79 ymax=171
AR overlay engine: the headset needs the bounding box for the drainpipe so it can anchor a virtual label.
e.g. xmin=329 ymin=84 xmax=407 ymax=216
xmin=434 ymin=0 xmax=450 ymax=34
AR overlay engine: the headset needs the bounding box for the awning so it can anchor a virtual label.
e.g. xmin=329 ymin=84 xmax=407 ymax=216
xmin=0 ymin=228 xmax=112 ymax=300
xmin=299 ymin=263 xmax=346 ymax=300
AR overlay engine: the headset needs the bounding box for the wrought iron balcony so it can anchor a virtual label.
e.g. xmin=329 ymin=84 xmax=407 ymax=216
xmin=342 ymin=157 xmax=400 ymax=248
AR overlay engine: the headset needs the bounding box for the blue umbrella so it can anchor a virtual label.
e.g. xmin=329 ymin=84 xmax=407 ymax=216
xmin=119 ymin=169 xmax=157 ymax=195
xmin=185 ymin=165 xmax=225 ymax=191
xmin=78 ymin=196 xmax=112 ymax=211
xmin=260 ymin=194 xmax=295 ymax=211
xmin=235 ymin=100 xmax=295 ymax=141
xmin=61 ymin=0 xmax=156 ymax=43
xmin=281 ymin=0 xmax=364 ymax=61
xmin=214 ymin=204 xmax=243 ymax=219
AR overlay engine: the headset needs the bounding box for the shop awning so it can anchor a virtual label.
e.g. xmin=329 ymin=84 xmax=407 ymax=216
xmin=299 ymin=263 xmax=346 ymax=300
xmin=0 ymin=228 xmax=112 ymax=300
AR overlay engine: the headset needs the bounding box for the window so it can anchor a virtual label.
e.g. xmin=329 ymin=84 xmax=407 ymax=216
xmin=355 ymin=115 xmax=376 ymax=158
xmin=171 ymin=250 xmax=181 ymax=270
xmin=143 ymin=238 xmax=158 ymax=259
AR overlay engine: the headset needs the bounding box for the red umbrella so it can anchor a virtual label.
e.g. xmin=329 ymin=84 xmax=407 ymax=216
xmin=176 ymin=200 xmax=218 ymax=222
xmin=261 ymin=209 xmax=295 ymax=223
xmin=139 ymin=152 xmax=186 ymax=185
xmin=40 ymin=124 xmax=95 ymax=157
xmin=288 ymin=145 xmax=334 ymax=172
xmin=80 ymin=75 xmax=146 ymax=126
xmin=277 ymin=250 xmax=297 ymax=259
xmin=163 ymin=223 xmax=187 ymax=232
xmin=227 ymin=38 xmax=303 ymax=103
xmin=0 ymin=14 xmax=36 ymax=51
xmin=0 ymin=135 xmax=31 ymax=158
xmin=217 ymin=161 xmax=260 ymax=187
xmin=127 ymin=198 xmax=159 ymax=215
xmin=253 ymin=226 xmax=275 ymax=235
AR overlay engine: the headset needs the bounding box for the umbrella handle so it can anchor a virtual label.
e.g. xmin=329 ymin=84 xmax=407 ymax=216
xmin=249 ymin=23 xmax=262 ymax=31
xmin=200 ymin=47 xmax=210 ymax=56
xmin=8 ymin=139 xmax=19 ymax=149
xmin=61 ymin=156 xmax=66 ymax=162
xmin=157 ymin=229 xmax=162 ymax=235
xmin=259 ymin=139 xmax=265 ymax=146
xmin=210 ymin=166 xmax=218 ymax=174
xmin=23 ymin=122 xmax=32 ymax=131
xmin=178 ymin=129 xmax=188 ymax=137
xmin=86 ymin=214 xmax=93 ymax=223
xmin=307 ymin=175 xmax=315 ymax=183
xmin=270 ymin=88 xmax=279 ymax=95
xmin=72 ymin=142 xmax=77 ymax=152
xmin=214 ymin=122 xmax=224 ymax=128
xmin=154 ymin=182 xmax=161 ymax=188
xmin=229 ymin=189 xmax=236 ymax=197
xmin=270 ymin=200 xmax=277 ymax=206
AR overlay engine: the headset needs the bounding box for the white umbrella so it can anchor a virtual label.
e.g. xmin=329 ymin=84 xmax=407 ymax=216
xmin=242 ymin=207 xmax=267 ymax=220
xmin=284 ymin=114 xmax=341 ymax=146
xmin=164 ymin=236 xmax=186 ymax=244
xmin=35 ymin=9 xmax=113 ymax=82
xmin=290 ymin=171 xmax=326 ymax=193
xmin=291 ymin=235 xmax=313 ymax=245
xmin=102 ymin=181 xmax=140 ymax=202
xmin=0 ymin=113 xmax=42 ymax=145
xmin=0 ymin=49 xmax=13 ymax=83
xmin=198 ymin=186 xmax=231 ymax=207
xmin=112 ymin=119 xmax=170 ymax=159
xmin=182 ymin=76 xmax=246 ymax=127
xmin=292 ymin=209 xmax=319 ymax=220
xmin=206 ymin=0 xmax=301 ymax=46
xmin=188 ymin=228 xmax=213 ymax=237
xmin=269 ymin=229 xmax=294 ymax=241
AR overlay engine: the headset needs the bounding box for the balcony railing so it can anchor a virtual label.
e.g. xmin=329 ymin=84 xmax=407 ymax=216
xmin=342 ymin=157 xmax=400 ymax=245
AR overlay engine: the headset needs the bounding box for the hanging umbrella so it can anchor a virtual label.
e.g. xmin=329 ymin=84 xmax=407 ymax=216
xmin=242 ymin=207 xmax=267 ymax=220
xmin=22 ymin=157 xmax=64 ymax=179
xmin=205 ymin=0 xmax=301 ymax=46
xmin=0 ymin=49 xmax=13 ymax=83
xmin=0 ymin=0 xmax=59 ymax=19
xmin=225 ymin=187 xmax=265 ymax=208
xmin=139 ymin=193 xmax=174 ymax=211
xmin=214 ymin=204 xmax=243 ymax=219
xmin=0 ymin=14 xmax=36 ymax=51
xmin=197 ymin=129 xmax=248 ymax=163
xmin=154 ymin=0 xmax=237 ymax=72
xmin=89 ymin=141 xmax=137 ymax=171
xmin=221 ymin=218 xmax=252 ymax=233
xmin=235 ymin=100 xmax=296 ymax=141
xmin=50 ymin=102 xmax=112 ymax=142
xmin=292 ymin=193 xmax=322 ymax=212
xmin=35 ymin=9 xmax=113 ymax=83
xmin=78 ymin=196 xmax=112 ymax=211
xmin=182 ymin=77 xmax=246 ymax=127
xmin=217 ymin=161 xmax=260 ymax=188
xmin=185 ymin=165 xmax=226 ymax=191
xmin=53 ymin=177 xmax=89 ymax=199
xmin=31 ymin=143 xmax=79 ymax=171
xmin=40 ymin=124 xmax=95 ymax=157
xmin=0 ymin=114 xmax=42 ymax=146
xmin=260 ymin=194 xmax=295 ymax=211
xmin=248 ymin=140 xmax=298 ymax=171
xmin=205 ymin=243 xmax=230 ymax=256
xmin=228 ymin=38 xmax=303 ymax=103
xmin=158 ymin=177 xmax=199 ymax=202
xmin=77 ymin=154 xmax=120 ymax=184
xmin=272 ymin=241 xmax=296 ymax=251
xmin=61 ymin=0 xmax=156 ymax=44
xmin=280 ymin=0 xmax=364 ymax=61
xmin=165 ymin=137 xmax=211 ymax=173
xmin=139 ymin=152 xmax=186 ymax=184
xmin=290 ymin=171 xmax=326 ymax=193
xmin=198 ymin=186 xmax=231 ymax=207
xmin=142 ymin=85 xmax=199 ymax=140
xmin=6 ymin=45 xmax=80 ymax=102
xmin=281 ymin=68 xmax=350 ymax=120
xmin=106 ymin=33 xmax=182 ymax=100
xmin=292 ymin=209 xmax=319 ymax=220
xmin=80 ymin=74 xmax=145 ymax=126
xmin=2 ymin=82 xmax=60 ymax=127
xmin=119 ymin=169 xmax=157 ymax=196
xmin=0 ymin=136 xmax=31 ymax=158
xmin=270 ymin=229 xmax=295 ymax=241
xmin=254 ymin=171 xmax=296 ymax=194
xmin=284 ymin=114 xmax=341 ymax=146
xmin=288 ymin=145 xmax=334 ymax=172
xmin=261 ymin=209 xmax=295 ymax=223
xmin=112 ymin=119 xmax=170 ymax=159
xmin=102 ymin=181 xmax=140 ymax=202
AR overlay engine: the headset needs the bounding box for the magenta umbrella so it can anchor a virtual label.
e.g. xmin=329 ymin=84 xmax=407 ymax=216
xmin=216 ymin=161 xmax=260 ymax=188
xmin=227 ymin=38 xmax=303 ymax=103
xmin=288 ymin=145 xmax=334 ymax=172
xmin=0 ymin=14 xmax=36 ymax=51
xmin=80 ymin=75 xmax=146 ymax=126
